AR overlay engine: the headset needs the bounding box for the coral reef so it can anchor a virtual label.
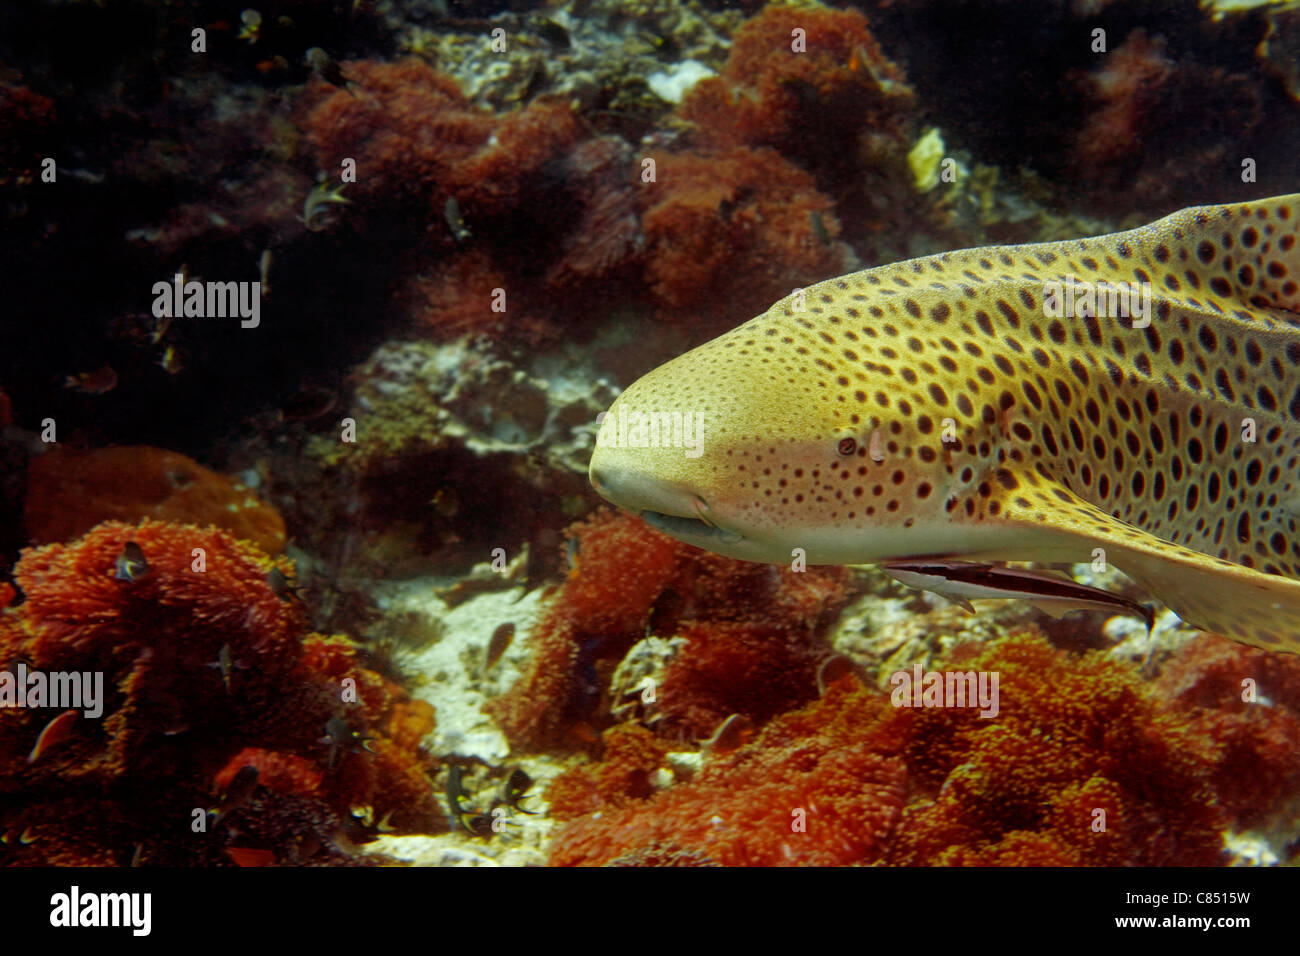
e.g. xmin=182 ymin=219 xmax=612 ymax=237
xmin=638 ymin=146 xmax=853 ymax=330
xmin=1152 ymin=636 xmax=1300 ymax=828
xmin=484 ymin=510 xmax=683 ymax=750
xmin=24 ymin=445 xmax=286 ymax=554
xmin=486 ymin=509 xmax=852 ymax=751
xmin=0 ymin=519 xmax=439 ymax=865
xmin=549 ymin=630 xmax=1300 ymax=866
xmin=313 ymin=338 xmax=617 ymax=478
xmin=386 ymin=1 xmax=739 ymax=113
xmin=546 ymin=723 xmax=671 ymax=820
xmin=302 ymin=59 xmax=604 ymax=343
xmin=676 ymin=5 xmax=913 ymax=174
xmin=550 ymin=685 xmax=906 ymax=866
xmin=3 ymin=0 xmax=1300 ymax=873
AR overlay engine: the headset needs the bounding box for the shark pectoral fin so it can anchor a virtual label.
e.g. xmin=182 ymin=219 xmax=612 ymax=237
xmin=982 ymin=472 xmax=1300 ymax=653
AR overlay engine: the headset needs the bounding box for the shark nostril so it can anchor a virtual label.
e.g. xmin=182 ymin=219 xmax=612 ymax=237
xmin=590 ymin=467 xmax=608 ymax=492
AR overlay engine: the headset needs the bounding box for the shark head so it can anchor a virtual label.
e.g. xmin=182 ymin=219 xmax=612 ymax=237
xmin=588 ymin=289 xmax=960 ymax=566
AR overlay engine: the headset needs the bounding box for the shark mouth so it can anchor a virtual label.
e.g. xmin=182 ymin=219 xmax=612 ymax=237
xmin=641 ymin=497 xmax=743 ymax=544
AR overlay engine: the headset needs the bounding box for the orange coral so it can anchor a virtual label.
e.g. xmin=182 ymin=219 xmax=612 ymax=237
xmin=547 ymin=722 xmax=670 ymax=820
xmin=216 ymin=747 xmax=324 ymax=799
xmin=551 ymin=682 xmax=905 ymax=866
xmin=1153 ymin=636 xmax=1300 ymax=826
xmin=639 ymin=146 xmax=845 ymax=329
xmin=13 ymin=518 xmax=300 ymax=671
xmin=1067 ymin=29 xmax=1262 ymax=213
xmin=676 ymin=5 xmax=912 ymax=167
xmin=302 ymin=60 xmax=488 ymax=216
xmin=486 ymin=509 xmax=851 ymax=751
xmin=485 ymin=510 xmax=682 ymax=750
xmin=299 ymin=633 xmax=440 ymax=828
xmin=555 ymin=510 xmax=683 ymax=636
xmin=548 ymin=630 xmax=1274 ymax=867
xmin=24 ymin=445 xmax=285 ymax=553
xmin=301 ymin=60 xmax=591 ymax=342
xmin=655 ymin=620 xmax=828 ymax=741
xmin=303 ymin=60 xmax=582 ymax=224
xmin=0 ymin=519 xmax=439 ymax=864
xmin=879 ymin=636 xmax=1227 ymax=866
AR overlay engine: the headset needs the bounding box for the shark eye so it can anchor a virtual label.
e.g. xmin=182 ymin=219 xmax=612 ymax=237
xmin=836 ymin=437 xmax=857 ymax=457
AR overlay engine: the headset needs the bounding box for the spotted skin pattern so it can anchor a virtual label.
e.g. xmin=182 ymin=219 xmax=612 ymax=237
xmin=589 ymin=195 xmax=1300 ymax=652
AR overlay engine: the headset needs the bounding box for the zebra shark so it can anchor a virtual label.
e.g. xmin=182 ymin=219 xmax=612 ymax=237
xmin=589 ymin=194 xmax=1300 ymax=653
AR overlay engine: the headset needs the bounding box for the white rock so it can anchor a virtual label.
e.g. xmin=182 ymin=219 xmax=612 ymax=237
xmin=647 ymin=61 xmax=716 ymax=104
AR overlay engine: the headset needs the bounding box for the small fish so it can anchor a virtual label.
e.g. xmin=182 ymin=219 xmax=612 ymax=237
xmin=698 ymin=713 xmax=754 ymax=756
xmin=63 ymin=366 xmax=117 ymax=394
xmin=27 ymin=709 xmax=78 ymax=764
xmin=266 ymin=566 xmax=304 ymax=602
xmin=158 ymin=345 xmax=183 ymax=375
xmin=881 ymin=561 xmax=1155 ymax=631
xmin=445 ymin=764 xmax=478 ymax=832
xmin=238 ymin=8 xmax=262 ymax=44
xmin=114 ymin=541 xmax=149 ymax=582
xmin=502 ymin=767 xmax=536 ymax=815
xmin=815 ymin=655 xmax=864 ymax=695
xmin=485 ymin=622 xmax=514 ymax=669
xmin=205 ymin=642 xmax=245 ymax=693
xmin=305 ymin=47 xmax=353 ymax=91
xmin=321 ymin=715 xmax=375 ymax=768
xmin=302 ymin=181 xmax=350 ymax=232
xmin=443 ymin=196 xmax=471 ymax=243
xmin=209 ymin=764 xmax=259 ymax=825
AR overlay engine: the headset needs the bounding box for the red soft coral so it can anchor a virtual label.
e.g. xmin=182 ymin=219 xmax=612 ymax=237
xmin=0 ymin=520 xmax=440 ymax=864
xmin=551 ymin=682 xmax=905 ymax=866
xmin=639 ymin=147 xmax=847 ymax=331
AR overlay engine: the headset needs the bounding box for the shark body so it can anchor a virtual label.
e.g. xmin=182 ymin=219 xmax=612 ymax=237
xmin=590 ymin=194 xmax=1300 ymax=653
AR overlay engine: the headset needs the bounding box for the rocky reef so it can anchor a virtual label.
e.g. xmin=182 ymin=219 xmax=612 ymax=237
xmin=1 ymin=0 xmax=1298 ymax=870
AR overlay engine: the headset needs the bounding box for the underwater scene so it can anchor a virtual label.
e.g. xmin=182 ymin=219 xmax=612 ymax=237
xmin=1 ymin=0 xmax=1299 ymax=872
